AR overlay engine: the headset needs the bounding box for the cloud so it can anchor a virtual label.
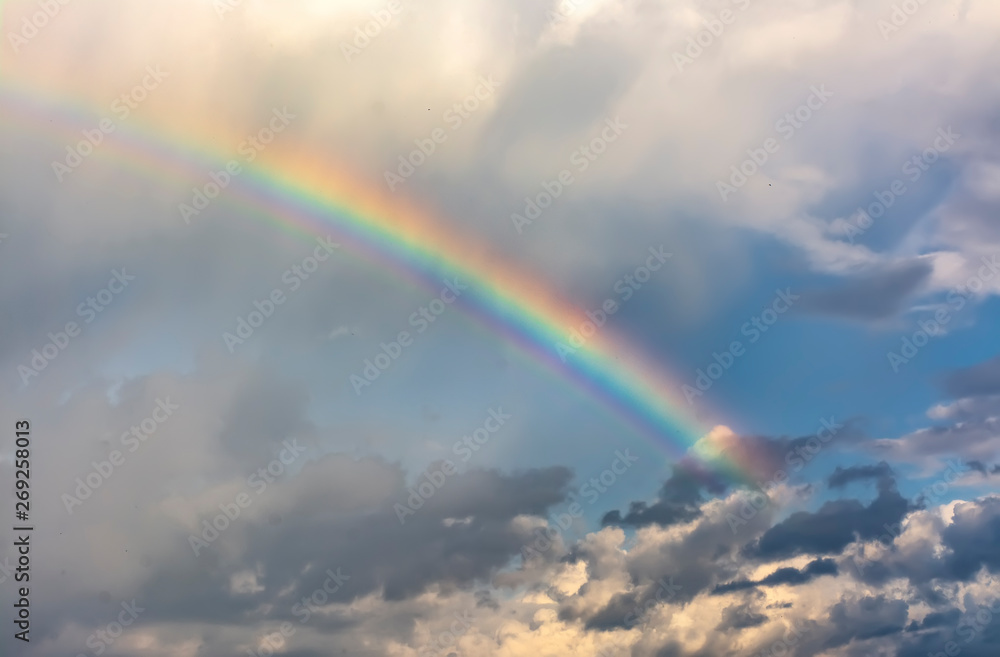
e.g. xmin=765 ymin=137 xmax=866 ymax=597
xmin=939 ymin=496 xmax=1000 ymax=581
xmin=869 ymin=396 xmax=1000 ymax=464
xmin=795 ymin=259 xmax=934 ymax=321
xmin=744 ymin=476 xmax=913 ymax=560
xmin=823 ymin=595 xmax=909 ymax=649
xmin=712 ymin=558 xmax=838 ymax=594
xmin=965 ymin=460 xmax=1000 ymax=477
xmin=717 ymin=602 xmax=768 ymax=631
xmin=943 ymin=354 xmax=1000 ymax=398
xmin=5 ymin=1 xmax=1000 ymax=656
xmin=828 ymin=461 xmax=894 ymax=489
xmin=600 ymin=458 xmax=727 ymax=528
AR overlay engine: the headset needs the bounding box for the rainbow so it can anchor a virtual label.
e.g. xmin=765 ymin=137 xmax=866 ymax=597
xmin=0 ymin=71 xmax=755 ymax=485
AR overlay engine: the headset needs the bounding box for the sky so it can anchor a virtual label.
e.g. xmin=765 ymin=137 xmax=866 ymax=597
xmin=1 ymin=0 xmax=999 ymax=656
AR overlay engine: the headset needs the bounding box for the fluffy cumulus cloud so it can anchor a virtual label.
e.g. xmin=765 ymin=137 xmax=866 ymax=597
xmin=1 ymin=0 xmax=999 ymax=656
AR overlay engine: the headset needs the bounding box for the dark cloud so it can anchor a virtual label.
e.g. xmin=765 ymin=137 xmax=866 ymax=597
xmin=717 ymin=602 xmax=768 ymax=631
xmin=101 ymin=457 xmax=576 ymax=642
xmin=895 ymin=600 xmax=1000 ymax=657
xmin=581 ymin=590 xmax=645 ymax=632
xmin=906 ymin=607 xmax=962 ymax=631
xmin=602 ymin=422 xmax=868 ymax=531
xmin=744 ymin=477 xmax=913 ymax=560
xmin=848 ymin=497 xmax=1000 ymax=592
xmin=964 ymin=460 xmax=1000 ymax=477
xmin=943 ymin=355 xmax=1000 ymax=398
xmin=828 ymin=461 xmax=894 ymax=488
xmin=601 ymin=458 xmax=727 ymax=528
xmin=654 ymin=641 xmax=685 ymax=657
xmin=795 ymin=259 xmax=933 ymax=320
xmin=578 ymin=573 xmax=684 ymax=632
xmin=713 ymin=559 xmax=838 ymax=595
xmin=475 ymin=589 xmax=501 ymax=610
xmin=967 ymin=460 xmax=990 ymax=476
xmin=823 ymin=595 xmax=909 ymax=649
xmin=939 ymin=497 xmax=1000 ymax=581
